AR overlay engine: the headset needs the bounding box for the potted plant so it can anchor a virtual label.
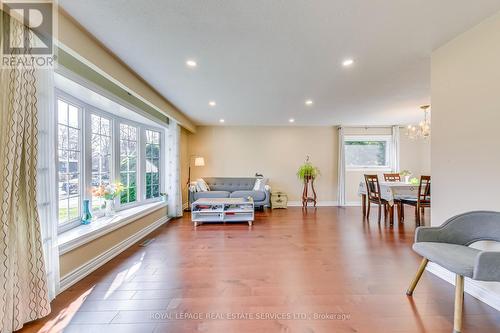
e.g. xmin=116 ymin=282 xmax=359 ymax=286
xmin=297 ymin=160 xmax=320 ymax=181
xmin=160 ymin=192 xmax=168 ymax=202
xmin=400 ymin=170 xmax=412 ymax=183
xmin=297 ymin=156 xmax=320 ymax=207
xmin=94 ymin=183 xmax=124 ymax=216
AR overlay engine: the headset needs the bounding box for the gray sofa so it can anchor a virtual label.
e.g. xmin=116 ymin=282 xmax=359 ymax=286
xmin=189 ymin=177 xmax=270 ymax=208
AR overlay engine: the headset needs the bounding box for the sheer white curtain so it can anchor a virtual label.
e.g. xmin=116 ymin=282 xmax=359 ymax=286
xmin=166 ymin=120 xmax=183 ymax=217
xmin=337 ymin=127 xmax=346 ymax=206
xmin=0 ymin=17 xmax=51 ymax=330
xmin=391 ymin=125 xmax=400 ymax=173
xmin=36 ymin=69 xmax=60 ymax=300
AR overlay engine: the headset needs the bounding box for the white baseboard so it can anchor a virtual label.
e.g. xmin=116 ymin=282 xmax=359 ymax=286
xmin=344 ymin=201 xmax=362 ymax=207
xmin=59 ymin=216 xmax=170 ymax=293
xmin=287 ymin=201 xmax=338 ymax=207
xmin=426 ymin=262 xmax=500 ymax=311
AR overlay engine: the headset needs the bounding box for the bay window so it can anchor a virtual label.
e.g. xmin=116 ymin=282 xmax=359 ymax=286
xmin=55 ymin=86 xmax=165 ymax=233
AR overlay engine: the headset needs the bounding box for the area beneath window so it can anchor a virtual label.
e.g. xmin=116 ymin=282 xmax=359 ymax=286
xmin=58 ymin=201 xmax=167 ymax=255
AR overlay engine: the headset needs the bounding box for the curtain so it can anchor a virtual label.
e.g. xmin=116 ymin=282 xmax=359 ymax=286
xmin=0 ymin=17 xmax=51 ymax=332
xmin=36 ymin=69 xmax=59 ymax=301
xmin=337 ymin=127 xmax=346 ymax=206
xmin=166 ymin=120 xmax=183 ymax=217
xmin=391 ymin=125 xmax=400 ymax=173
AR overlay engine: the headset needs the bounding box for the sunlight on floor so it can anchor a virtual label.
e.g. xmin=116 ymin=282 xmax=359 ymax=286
xmin=104 ymin=252 xmax=145 ymax=300
xmin=38 ymin=287 xmax=94 ymax=333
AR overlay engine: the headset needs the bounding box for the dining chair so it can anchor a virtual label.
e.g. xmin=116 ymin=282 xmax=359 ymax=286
xmin=383 ymin=173 xmax=401 ymax=182
xmin=400 ymin=175 xmax=430 ymax=226
xmin=364 ymin=175 xmax=389 ymax=223
xmin=384 ymin=173 xmax=404 ymax=221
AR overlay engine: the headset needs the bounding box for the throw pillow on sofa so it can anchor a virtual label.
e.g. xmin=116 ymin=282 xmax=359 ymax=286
xmin=196 ymin=178 xmax=210 ymax=192
xmin=253 ymin=178 xmax=268 ymax=191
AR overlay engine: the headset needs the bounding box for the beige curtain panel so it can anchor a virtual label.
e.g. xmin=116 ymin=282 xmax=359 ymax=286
xmin=0 ymin=14 xmax=51 ymax=332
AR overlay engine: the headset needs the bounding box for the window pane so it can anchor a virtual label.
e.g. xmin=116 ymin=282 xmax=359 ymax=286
xmin=68 ymin=105 xmax=79 ymax=127
xmin=58 ymin=100 xmax=68 ymax=125
xmin=68 ymin=128 xmax=79 ymax=150
xmin=58 ymin=199 xmax=68 ymax=222
xmin=58 ymin=125 xmax=68 ymax=149
xmin=120 ymin=124 xmax=137 ymax=204
xmin=345 ymin=140 xmax=388 ymax=167
xmin=68 ymin=197 xmax=80 ymax=221
xmin=91 ymin=114 xmax=100 ymax=133
xmin=57 ymin=98 xmax=81 ymax=226
xmin=91 ymin=114 xmax=112 ymax=215
xmin=145 ymin=130 xmax=161 ymax=199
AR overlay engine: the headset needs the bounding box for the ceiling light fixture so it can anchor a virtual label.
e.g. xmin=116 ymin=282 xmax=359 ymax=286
xmin=305 ymin=100 xmax=313 ymax=106
xmin=406 ymin=105 xmax=431 ymax=140
xmin=342 ymin=59 xmax=354 ymax=67
xmin=186 ymin=59 xmax=197 ymax=68
xmin=209 ymin=101 xmax=216 ymax=107
xmin=219 ymin=118 xmax=225 ymax=123
xmin=289 ymin=118 xmax=295 ymax=123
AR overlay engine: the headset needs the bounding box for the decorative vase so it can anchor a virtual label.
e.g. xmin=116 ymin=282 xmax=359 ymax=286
xmin=105 ymin=199 xmax=115 ymax=217
xmin=81 ymin=199 xmax=92 ymax=225
xmin=404 ymin=175 xmax=411 ymax=183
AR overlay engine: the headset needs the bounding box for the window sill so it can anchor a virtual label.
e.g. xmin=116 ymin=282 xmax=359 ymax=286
xmin=58 ymin=201 xmax=167 ymax=255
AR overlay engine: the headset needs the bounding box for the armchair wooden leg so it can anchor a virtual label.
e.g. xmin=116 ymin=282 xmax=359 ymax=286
xmin=406 ymin=258 xmax=428 ymax=296
xmin=453 ymin=275 xmax=464 ymax=333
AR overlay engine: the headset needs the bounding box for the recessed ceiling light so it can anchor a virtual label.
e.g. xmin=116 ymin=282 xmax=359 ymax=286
xmin=209 ymin=101 xmax=216 ymax=107
xmin=186 ymin=59 xmax=197 ymax=68
xmin=219 ymin=118 xmax=225 ymax=123
xmin=305 ymin=100 xmax=313 ymax=106
xmin=342 ymin=59 xmax=354 ymax=67
xmin=289 ymin=118 xmax=295 ymax=123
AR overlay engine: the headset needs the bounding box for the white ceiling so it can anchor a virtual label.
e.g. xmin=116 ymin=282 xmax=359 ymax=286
xmin=59 ymin=0 xmax=500 ymax=126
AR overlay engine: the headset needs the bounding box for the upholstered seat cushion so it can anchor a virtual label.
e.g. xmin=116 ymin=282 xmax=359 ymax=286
xmin=193 ymin=191 xmax=230 ymax=200
xmin=230 ymin=190 xmax=266 ymax=201
xmin=413 ymin=242 xmax=480 ymax=277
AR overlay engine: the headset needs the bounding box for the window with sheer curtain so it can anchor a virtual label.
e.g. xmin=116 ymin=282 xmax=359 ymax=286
xmin=55 ymin=89 xmax=165 ymax=233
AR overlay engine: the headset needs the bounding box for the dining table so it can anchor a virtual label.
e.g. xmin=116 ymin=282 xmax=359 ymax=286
xmin=358 ymin=181 xmax=420 ymax=224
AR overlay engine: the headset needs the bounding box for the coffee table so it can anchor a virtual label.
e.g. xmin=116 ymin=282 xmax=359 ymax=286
xmin=191 ymin=197 xmax=254 ymax=227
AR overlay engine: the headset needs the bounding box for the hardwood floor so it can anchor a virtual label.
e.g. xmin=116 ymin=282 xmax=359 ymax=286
xmin=17 ymin=207 xmax=500 ymax=333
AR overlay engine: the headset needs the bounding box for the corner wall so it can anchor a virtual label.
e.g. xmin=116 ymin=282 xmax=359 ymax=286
xmin=431 ymin=10 xmax=500 ymax=303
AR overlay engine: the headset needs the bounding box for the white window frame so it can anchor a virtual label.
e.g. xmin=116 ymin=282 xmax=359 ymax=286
xmin=56 ymin=95 xmax=84 ymax=233
xmin=55 ymin=89 xmax=166 ymax=234
xmin=344 ymin=135 xmax=392 ymax=171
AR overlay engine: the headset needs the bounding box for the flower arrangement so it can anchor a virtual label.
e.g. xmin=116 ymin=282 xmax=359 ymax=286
xmin=93 ymin=183 xmax=124 ymax=200
xmin=400 ymin=170 xmax=412 ymax=177
xmin=400 ymin=170 xmax=412 ymax=183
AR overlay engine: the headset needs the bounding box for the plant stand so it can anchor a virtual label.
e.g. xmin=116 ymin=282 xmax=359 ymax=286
xmin=302 ymin=176 xmax=317 ymax=208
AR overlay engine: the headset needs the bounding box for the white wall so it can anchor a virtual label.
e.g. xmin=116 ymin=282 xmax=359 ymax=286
xmin=431 ymin=10 xmax=500 ymax=298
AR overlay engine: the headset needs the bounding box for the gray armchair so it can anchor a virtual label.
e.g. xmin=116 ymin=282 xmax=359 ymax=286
xmin=407 ymin=211 xmax=500 ymax=333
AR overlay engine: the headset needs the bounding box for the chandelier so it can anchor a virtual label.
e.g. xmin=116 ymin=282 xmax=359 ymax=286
xmin=406 ymin=105 xmax=431 ymax=139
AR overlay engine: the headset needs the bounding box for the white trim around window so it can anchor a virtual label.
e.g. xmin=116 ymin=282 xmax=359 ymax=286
xmin=55 ymin=89 xmax=166 ymax=234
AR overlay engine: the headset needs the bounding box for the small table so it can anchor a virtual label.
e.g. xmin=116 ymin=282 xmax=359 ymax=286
xmin=191 ymin=197 xmax=254 ymax=227
xmin=358 ymin=181 xmax=419 ymax=223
